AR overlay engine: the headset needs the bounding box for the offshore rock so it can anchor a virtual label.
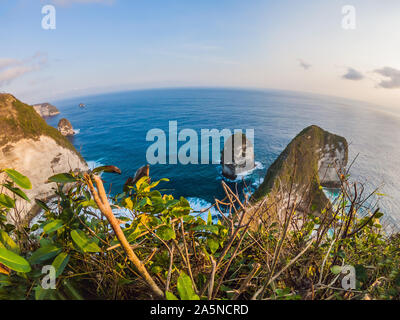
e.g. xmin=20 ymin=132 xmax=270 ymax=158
xmin=221 ymin=132 xmax=255 ymax=180
xmin=58 ymin=118 xmax=75 ymax=136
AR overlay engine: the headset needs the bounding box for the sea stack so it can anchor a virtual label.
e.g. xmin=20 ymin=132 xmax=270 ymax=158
xmin=252 ymin=125 xmax=348 ymax=216
xmin=221 ymin=132 xmax=255 ymax=180
xmin=32 ymin=102 xmax=60 ymax=117
xmin=58 ymin=118 xmax=75 ymax=136
xmin=0 ymin=93 xmax=87 ymax=223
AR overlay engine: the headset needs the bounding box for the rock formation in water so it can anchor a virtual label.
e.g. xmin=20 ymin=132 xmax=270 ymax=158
xmin=58 ymin=118 xmax=75 ymax=136
xmin=0 ymin=93 xmax=87 ymax=222
xmin=32 ymin=102 xmax=60 ymax=117
xmin=252 ymin=125 xmax=348 ymax=216
xmin=221 ymin=132 xmax=255 ymax=180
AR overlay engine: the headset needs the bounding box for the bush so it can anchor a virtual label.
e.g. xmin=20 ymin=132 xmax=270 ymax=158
xmin=0 ymin=167 xmax=399 ymax=300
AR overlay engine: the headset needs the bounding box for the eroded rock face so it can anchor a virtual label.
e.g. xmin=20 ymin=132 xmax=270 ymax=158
xmin=0 ymin=93 xmax=87 ymax=223
xmin=32 ymin=103 xmax=60 ymax=117
xmin=221 ymin=133 xmax=255 ymax=180
xmin=252 ymin=125 xmax=348 ymax=216
xmin=58 ymin=118 xmax=75 ymax=136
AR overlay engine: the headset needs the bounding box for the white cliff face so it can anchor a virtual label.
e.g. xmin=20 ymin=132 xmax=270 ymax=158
xmin=318 ymin=142 xmax=347 ymax=188
xmin=0 ymin=136 xmax=88 ymax=222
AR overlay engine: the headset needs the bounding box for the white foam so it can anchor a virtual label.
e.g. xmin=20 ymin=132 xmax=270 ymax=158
xmin=217 ymin=161 xmax=265 ymax=182
xmin=87 ymin=159 xmax=105 ymax=171
xmin=187 ymin=197 xmax=220 ymax=221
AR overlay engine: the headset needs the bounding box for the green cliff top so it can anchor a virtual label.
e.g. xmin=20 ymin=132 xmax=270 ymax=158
xmin=252 ymin=125 xmax=348 ymax=212
xmin=0 ymin=93 xmax=84 ymax=161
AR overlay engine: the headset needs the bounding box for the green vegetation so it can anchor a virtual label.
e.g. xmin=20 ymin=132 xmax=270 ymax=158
xmin=0 ymin=94 xmax=83 ymax=161
xmin=0 ymin=167 xmax=399 ymax=300
xmin=252 ymin=125 xmax=348 ymax=212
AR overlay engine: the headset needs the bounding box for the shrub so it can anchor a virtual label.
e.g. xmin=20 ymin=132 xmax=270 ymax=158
xmin=0 ymin=167 xmax=399 ymax=300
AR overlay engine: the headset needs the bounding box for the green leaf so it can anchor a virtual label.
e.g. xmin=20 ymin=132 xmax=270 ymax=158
xmin=207 ymin=211 xmax=212 ymax=225
xmin=0 ymin=248 xmax=31 ymax=273
xmin=1 ymin=184 xmax=30 ymax=202
xmin=135 ymin=176 xmax=150 ymax=190
xmin=207 ymin=238 xmax=219 ymax=254
xmin=71 ymin=230 xmax=101 ymax=253
xmin=375 ymin=212 xmax=384 ymax=219
xmin=29 ymin=245 xmax=62 ymax=264
xmin=0 ymin=194 xmax=15 ymax=209
xmin=91 ymin=165 xmax=121 ymax=175
xmin=3 ymin=169 xmax=32 ymax=189
xmin=355 ymin=264 xmax=368 ymax=282
xmin=52 ymin=252 xmax=70 ymax=277
xmin=148 ymin=178 xmax=169 ymax=189
xmin=0 ymin=230 xmax=20 ymax=254
xmin=47 ymin=173 xmax=77 ymax=184
xmin=165 ymin=291 xmax=179 ymax=300
xmin=35 ymin=199 xmax=51 ymax=212
xmin=63 ymin=280 xmax=84 ymax=300
xmin=80 ymin=199 xmax=98 ymax=209
xmin=157 ymin=226 xmax=176 ymax=241
xmin=124 ymin=197 xmax=134 ymax=210
xmin=331 ymin=265 xmax=342 ymax=275
xmin=177 ymin=272 xmax=200 ymax=300
xmin=43 ymin=220 xmax=64 ymax=234
xmin=34 ymin=286 xmax=55 ymax=300
xmin=138 ymin=197 xmax=152 ymax=208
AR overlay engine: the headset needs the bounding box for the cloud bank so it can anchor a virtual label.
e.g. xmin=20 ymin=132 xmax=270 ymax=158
xmin=374 ymin=67 xmax=400 ymax=89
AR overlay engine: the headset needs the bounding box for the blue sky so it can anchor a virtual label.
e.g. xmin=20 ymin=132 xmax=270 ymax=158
xmin=1 ymin=0 xmax=400 ymax=109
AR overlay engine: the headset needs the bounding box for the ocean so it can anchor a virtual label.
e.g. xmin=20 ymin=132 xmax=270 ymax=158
xmin=45 ymin=88 xmax=400 ymax=227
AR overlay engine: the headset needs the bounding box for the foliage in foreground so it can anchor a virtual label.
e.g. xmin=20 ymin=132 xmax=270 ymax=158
xmin=0 ymin=167 xmax=399 ymax=300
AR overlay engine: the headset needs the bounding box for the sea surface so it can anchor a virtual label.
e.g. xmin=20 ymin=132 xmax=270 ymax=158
xmin=46 ymin=88 xmax=400 ymax=227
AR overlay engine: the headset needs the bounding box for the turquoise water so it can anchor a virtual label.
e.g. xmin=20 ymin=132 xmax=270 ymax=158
xmin=45 ymin=88 xmax=400 ymax=225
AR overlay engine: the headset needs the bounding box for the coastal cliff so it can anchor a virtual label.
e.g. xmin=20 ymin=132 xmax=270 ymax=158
xmin=252 ymin=125 xmax=348 ymax=216
xmin=32 ymin=102 xmax=60 ymax=117
xmin=0 ymin=93 xmax=87 ymax=222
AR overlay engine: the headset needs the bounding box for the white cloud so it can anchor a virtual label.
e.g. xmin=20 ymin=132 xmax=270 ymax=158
xmin=342 ymin=67 xmax=364 ymax=81
xmin=0 ymin=53 xmax=48 ymax=87
xmin=298 ymin=59 xmax=311 ymax=70
xmin=374 ymin=67 xmax=400 ymax=89
xmin=0 ymin=58 xmax=20 ymax=70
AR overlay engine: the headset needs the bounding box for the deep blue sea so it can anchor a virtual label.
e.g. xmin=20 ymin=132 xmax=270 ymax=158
xmin=46 ymin=88 xmax=400 ymax=227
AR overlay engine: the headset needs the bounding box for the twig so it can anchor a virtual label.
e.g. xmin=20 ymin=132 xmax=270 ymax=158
xmin=85 ymin=174 xmax=164 ymax=299
xmin=232 ymin=263 xmax=261 ymax=300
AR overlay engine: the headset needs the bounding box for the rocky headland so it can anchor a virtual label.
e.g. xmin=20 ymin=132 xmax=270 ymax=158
xmin=252 ymin=125 xmax=348 ymax=218
xmin=32 ymin=102 xmax=60 ymax=118
xmin=0 ymin=93 xmax=87 ymax=222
